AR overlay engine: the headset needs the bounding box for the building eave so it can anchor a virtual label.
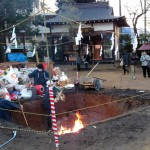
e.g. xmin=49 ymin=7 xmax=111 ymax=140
xmin=47 ymin=16 xmax=129 ymax=28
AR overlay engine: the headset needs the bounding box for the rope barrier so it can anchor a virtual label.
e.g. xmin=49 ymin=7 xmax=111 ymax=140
xmin=0 ymin=92 xmax=149 ymax=117
xmin=0 ymin=40 xmax=74 ymax=47
xmin=86 ymin=105 xmax=150 ymax=127
xmin=54 ymin=92 xmax=150 ymax=116
xmin=0 ymin=41 xmax=102 ymax=48
xmin=0 ymin=125 xmax=51 ymax=134
xmin=0 ymin=108 xmax=49 ymax=116
xmin=81 ymin=42 xmax=113 ymax=47
xmin=0 ymin=105 xmax=149 ymax=135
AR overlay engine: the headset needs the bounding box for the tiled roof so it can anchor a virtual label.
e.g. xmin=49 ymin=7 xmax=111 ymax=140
xmin=46 ymin=2 xmax=128 ymax=27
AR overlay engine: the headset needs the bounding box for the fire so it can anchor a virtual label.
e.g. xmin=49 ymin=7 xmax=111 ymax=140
xmin=58 ymin=112 xmax=84 ymax=135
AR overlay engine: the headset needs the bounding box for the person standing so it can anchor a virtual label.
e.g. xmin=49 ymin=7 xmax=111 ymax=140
xmin=84 ymin=53 xmax=90 ymax=70
xmin=76 ymin=55 xmax=82 ymax=71
xmin=74 ymin=72 xmax=80 ymax=91
xmin=38 ymin=48 xmax=45 ymax=62
xmin=121 ymin=51 xmax=129 ymax=75
xmin=28 ymin=64 xmax=50 ymax=88
xmin=130 ymin=50 xmax=139 ymax=80
xmin=140 ymin=51 xmax=150 ymax=78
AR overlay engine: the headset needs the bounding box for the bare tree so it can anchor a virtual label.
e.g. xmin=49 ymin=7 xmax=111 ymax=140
xmin=125 ymin=0 xmax=150 ymax=35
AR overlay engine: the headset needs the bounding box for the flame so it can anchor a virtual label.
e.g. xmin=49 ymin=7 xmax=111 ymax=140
xmin=58 ymin=112 xmax=84 ymax=135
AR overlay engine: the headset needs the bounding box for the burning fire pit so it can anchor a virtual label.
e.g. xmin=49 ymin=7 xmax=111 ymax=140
xmin=58 ymin=112 xmax=84 ymax=135
xmin=12 ymin=89 xmax=150 ymax=132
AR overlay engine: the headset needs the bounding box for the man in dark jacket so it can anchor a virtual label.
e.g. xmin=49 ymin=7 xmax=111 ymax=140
xmin=130 ymin=50 xmax=139 ymax=80
xmin=76 ymin=55 xmax=82 ymax=71
xmin=0 ymin=90 xmax=20 ymax=121
xmin=122 ymin=52 xmax=129 ymax=75
xmin=28 ymin=64 xmax=50 ymax=88
xmin=84 ymin=53 xmax=90 ymax=70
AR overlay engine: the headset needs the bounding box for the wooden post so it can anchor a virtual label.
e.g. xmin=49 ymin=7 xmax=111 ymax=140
xmin=42 ymin=0 xmax=50 ymax=67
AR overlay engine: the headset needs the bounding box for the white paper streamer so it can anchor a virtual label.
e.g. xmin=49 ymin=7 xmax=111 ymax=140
xmin=110 ymin=32 xmax=114 ymax=50
xmin=86 ymin=44 xmax=89 ymax=55
xmin=54 ymin=44 xmax=57 ymax=54
xmin=100 ymin=45 xmax=103 ymax=56
xmin=132 ymin=33 xmax=138 ymax=50
xmin=32 ymin=45 xmax=36 ymax=57
xmin=10 ymin=25 xmax=17 ymax=48
xmin=115 ymin=44 xmax=118 ymax=56
xmin=75 ymin=22 xmax=83 ymax=45
xmin=6 ymin=46 xmax=11 ymax=53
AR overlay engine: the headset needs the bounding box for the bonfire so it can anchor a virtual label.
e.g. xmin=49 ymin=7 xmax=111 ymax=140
xmin=58 ymin=112 xmax=84 ymax=135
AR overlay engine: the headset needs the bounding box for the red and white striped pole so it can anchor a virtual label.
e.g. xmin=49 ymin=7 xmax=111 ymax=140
xmin=49 ymin=86 xmax=59 ymax=149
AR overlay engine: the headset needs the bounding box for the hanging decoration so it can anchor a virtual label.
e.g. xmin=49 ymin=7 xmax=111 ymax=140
xmin=10 ymin=25 xmax=17 ymax=48
xmin=89 ymin=36 xmax=91 ymax=41
xmin=86 ymin=44 xmax=89 ymax=55
xmin=77 ymin=22 xmax=83 ymax=39
xmin=54 ymin=44 xmax=57 ymax=54
xmin=110 ymin=32 xmax=114 ymax=50
xmin=75 ymin=22 xmax=83 ymax=45
xmin=115 ymin=44 xmax=118 ymax=56
xmin=60 ymin=35 xmax=63 ymax=40
xmin=101 ymin=34 xmax=103 ymax=39
xmin=100 ymin=45 xmax=103 ymax=56
xmin=32 ymin=45 xmax=36 ymax=57
xmin=132 ymin=33 xmax=138 ymax=51
xmin=6 ymin=46 xmax=11 ymax=53
xmin=75 ymin=37 xmax=79 ymax=45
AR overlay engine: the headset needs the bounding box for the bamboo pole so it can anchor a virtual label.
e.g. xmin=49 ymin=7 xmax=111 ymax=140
xmin=42 ymin=1 xmax=50 ymax=68
xmin=86 ymin=61 xmax=99 ymax=77
xmin=17 ymin=96 xmax=28 ymax=127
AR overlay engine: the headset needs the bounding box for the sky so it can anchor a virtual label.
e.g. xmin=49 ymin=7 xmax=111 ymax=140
xmin=44 ymin=0 xmax=57 ymax=11
xmin=109 ymin=0 xmax=147 ymax=30
xmin=45 ymin=0 xmax=149 ymax=30
xmin=109 ymin=0 xmax=139 ymax=16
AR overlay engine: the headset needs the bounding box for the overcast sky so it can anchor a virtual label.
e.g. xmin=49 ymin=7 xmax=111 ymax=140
xmin=109 ymin=0 xmax=149 ymax=30
xmin=109 ymin=0 xmax=140 ymax=16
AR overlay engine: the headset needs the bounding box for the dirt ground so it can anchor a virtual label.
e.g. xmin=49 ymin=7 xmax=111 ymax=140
xmin=60 ymin=64 xmax=150 ymax=90
xmin=0 ymin=65 xmax=150 ymax=150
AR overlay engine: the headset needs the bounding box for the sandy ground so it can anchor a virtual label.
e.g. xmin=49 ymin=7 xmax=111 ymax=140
xmin=59 ymin=64 xmax=150 ymax=90
xmin=0 ymin=64 xmax=150 ymax=150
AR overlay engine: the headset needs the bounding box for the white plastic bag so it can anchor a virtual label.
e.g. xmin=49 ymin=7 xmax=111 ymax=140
xmin=60 ymin=72 xmax=68 ymax=81
xmin=120 ymin=59 xmax=123 ymax=67
xmin=15 ymin=85 xmax=26 ymax=91
xmin=20 ymin=88 xmax=32 ymax=99
xmin=3 ymin=66 xmax=18 ymax=85
xmin=13 ymin=68 xmax=20 ymax=77
xmin=4 ymin=88 xmax=11 ymax=101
